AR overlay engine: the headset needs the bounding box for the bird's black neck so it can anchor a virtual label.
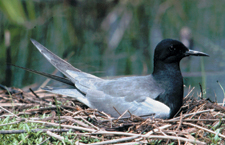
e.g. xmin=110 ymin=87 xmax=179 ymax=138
xmin=152 ymin=61 xmax=183 ymax=118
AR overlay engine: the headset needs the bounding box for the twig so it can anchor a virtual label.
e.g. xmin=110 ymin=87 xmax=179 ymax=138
xmin=27 ymin=120 xmax=96 ymax=132
xmin=46 ymin=131 xmax=72 ymax=143
xmin=26 ymin=105 xmax=76 ymax=113
xmin=100 ymin=113 xmax=153 ymax=122
xmin=89 ymin=134 xmax=205 ymax=145
xmin=0 ymin=105 xmax=20 ymax=118
xmin=68 ymin=133 xmax=101 ymax=139
xmin=143 ymin=135 xmax=206 ymax=145
xmin=97 ymin=110 xmax=112 ymax=119
xmin=62 ymin=116 xmax=91 ymax=128
xmin=115 ymin=141 xmax=147 ymax=145
xmin=177 ymin=134 xmax=181 ymax=145
xmin=145 ymin=124 xmax=171 ymax=136
xmin=135 ymin=124 xmax=172 ymax=142
xmin=117 ymin=110 xmax=129 ymax=120
xmin=184 ymin=87 xmax=195 ymax=99
xmin=0 ymin=103 xmax=29 ymax=107
xmin=113 ymin=106 xmax=121 ymax=116
xmin=183 ymin=122 xmax=225 ymax=139
xmin=18 ymin=135 xmax=29 ymax=144
xmin=183 ymin=119 xmax=225 ymax=122
xmin=0 ymin=112 xmax=32 ymax=118
xmin=176 ymin=112 xmax=183 ymax=131
xmin=0 ymin=129 xmax=72 ymax=134
xmin=0 ymin=118 xmax=26 ymax=127
xmin=79 ymin=116 xmax=100 ymax=130
xmin=29 ymin=88 xmax=40 ymax=98
xmin=61 ymin=105 xmax=80 ymax=112
xmin=190 ymin=104 xmax=206 ymax=119
xmin=199 ymin=83 xmax=203 ymax=99
xmin=86 ymin=131 xmax=139 ymax=136
xmin=89 ymin=135 xmax=140 ymax=145
xmin=168 ymin=109 xmax=214 ymax=122
xmin=38 ymin=137 xmax=50 ymax=145
xmin=25 ymin=106 xmax=57 ymax=112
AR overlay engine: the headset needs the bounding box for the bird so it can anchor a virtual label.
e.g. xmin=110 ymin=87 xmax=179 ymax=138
xmin=14 ymin=39 xmax=209 ymax=119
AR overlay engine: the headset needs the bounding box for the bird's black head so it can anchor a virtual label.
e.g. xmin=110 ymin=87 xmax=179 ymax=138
xmin=154 ymin=39 xmax=209 ymax=63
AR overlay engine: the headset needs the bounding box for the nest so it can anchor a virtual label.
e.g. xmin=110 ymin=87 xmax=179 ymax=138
xmin=0 ymin=86 xmax=225 ymax=144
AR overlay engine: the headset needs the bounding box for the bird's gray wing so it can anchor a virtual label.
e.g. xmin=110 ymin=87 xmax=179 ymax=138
xmin=85 ymin=89 xmax=170 ymax=119
xmin=43 ymin=86 xmax=170 ymax=119
xmin=86 ymin=76 xmax=168 ymax=118
xmin=95 ymin=75 xmax=165 ymax=100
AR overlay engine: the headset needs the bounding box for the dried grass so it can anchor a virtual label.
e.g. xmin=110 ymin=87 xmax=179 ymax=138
xmin=0 ymin=87 xmax=225 ymax=144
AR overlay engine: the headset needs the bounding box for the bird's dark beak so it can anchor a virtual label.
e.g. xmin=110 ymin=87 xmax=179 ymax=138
xmin=185 ymin=49 xmax=209 ymax=57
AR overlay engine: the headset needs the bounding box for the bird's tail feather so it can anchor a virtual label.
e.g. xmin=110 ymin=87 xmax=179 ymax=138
xmin=30 ymin=39 xmax=82 ymax=82
xmin=11 ymin=64 xmax=74 ymax=86
xmin=30 ymin=39 xmax=101 ymax=84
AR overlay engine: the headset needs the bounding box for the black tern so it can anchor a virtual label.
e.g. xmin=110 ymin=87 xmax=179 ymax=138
xmin=14 ymin=39 xmax=209 ymax=119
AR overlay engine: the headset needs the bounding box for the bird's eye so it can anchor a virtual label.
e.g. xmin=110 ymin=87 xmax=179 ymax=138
xmin=169 ymin=45 xmax=176 ymax=51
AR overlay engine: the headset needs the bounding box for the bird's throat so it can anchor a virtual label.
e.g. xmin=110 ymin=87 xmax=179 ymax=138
xmin=152 ymin=61 xmax=182 ymax=79
xmin=152 ymin=61 xmax=184 ymax=118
